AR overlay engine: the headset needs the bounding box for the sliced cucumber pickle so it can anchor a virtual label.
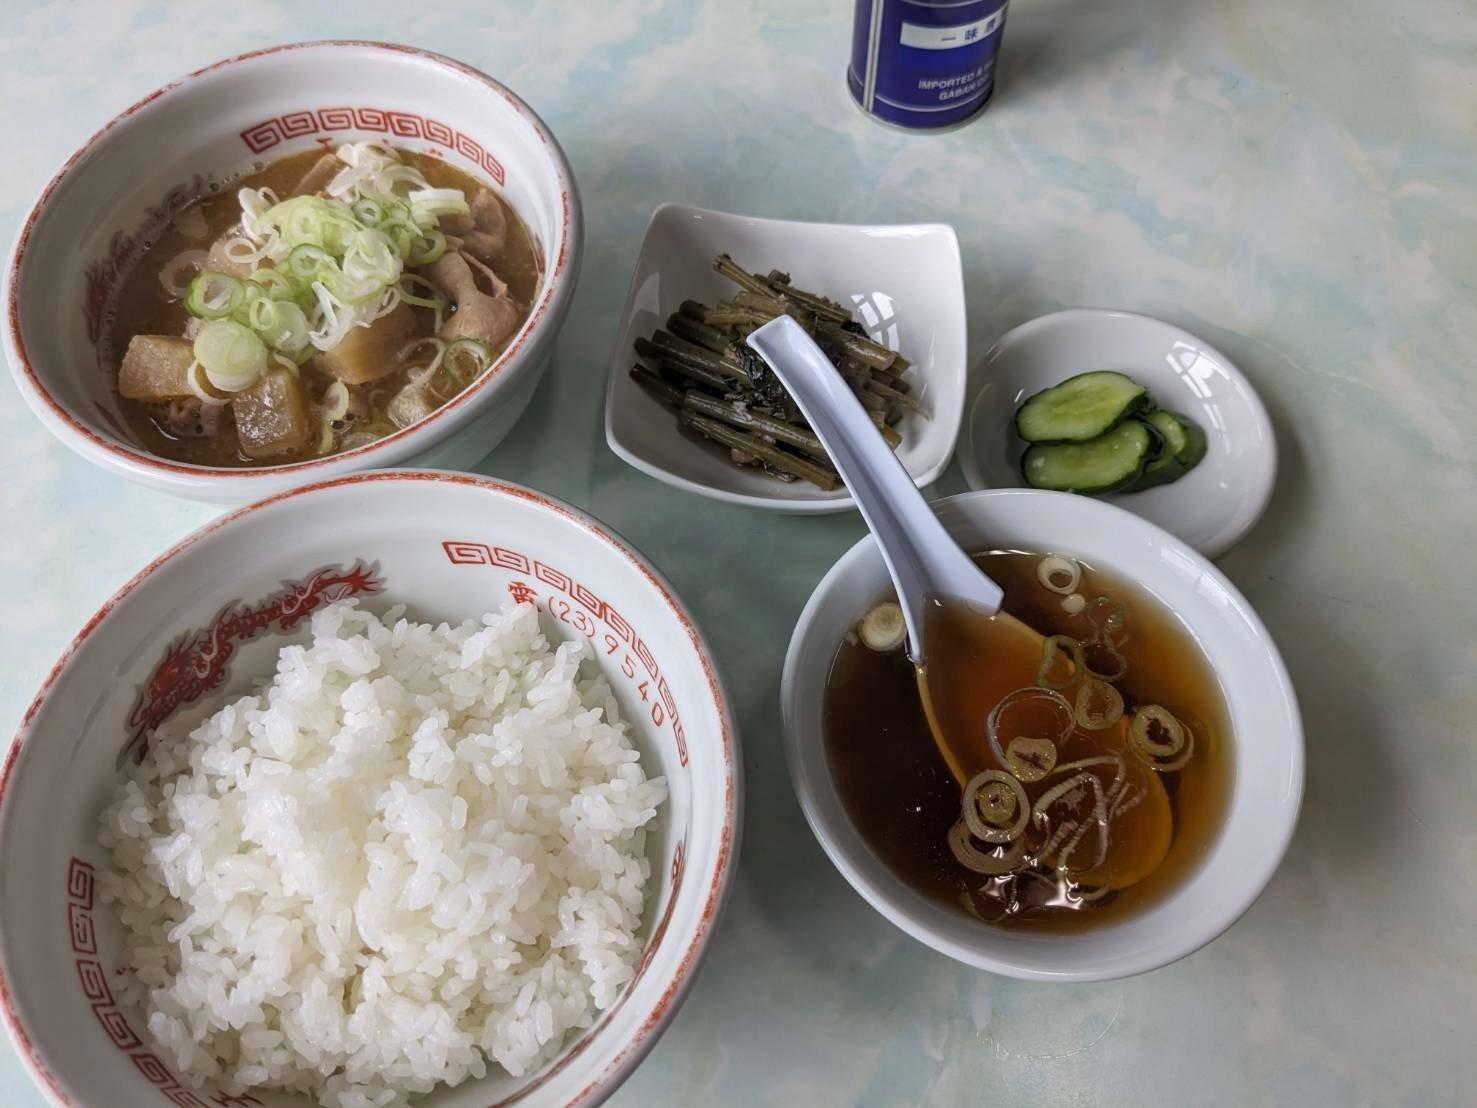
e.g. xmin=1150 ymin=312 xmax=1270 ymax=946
xmin=1175 ymin=412 xmax=1207 ymax=468
xmin=1124 ymin=410 xmax=1207 ymax=492
xmin=1144 ymin=409 xmax=1188 ymax=456
xmin=1015 ymin=371 xmax=1149 ymax=444
xmin=1021 ymin=420 xmax=1153 ymax=494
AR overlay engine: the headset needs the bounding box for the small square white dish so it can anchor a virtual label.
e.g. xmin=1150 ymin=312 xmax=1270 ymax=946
xmin=959 ymin=309 xmax=1276 ymax=558
xmin=604 ymin=204 xmax=966 ymax=513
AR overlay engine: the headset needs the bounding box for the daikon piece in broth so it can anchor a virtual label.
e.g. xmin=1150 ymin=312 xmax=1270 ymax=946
xmin=823 ymin=550 xmax=1233 ymax=930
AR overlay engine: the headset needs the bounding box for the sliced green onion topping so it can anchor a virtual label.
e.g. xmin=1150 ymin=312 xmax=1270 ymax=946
xmin=1085 ymin=596 xmax=1129 ymax=647
xmin=985 ymin=687 xmax=1074 ymax=771
xmin=947 ymin=821 xmax=1027 ymax=876
xmin=962 ymin=770 xmax=1029 ymax=844
xmin=194 ymin=319 xmax=267 ymax=392
xmin=159 ymin=250 xmax=209 ymax=298
xmin=443 ymin=337 xmax=492 ymax=381
xmin=409 ymin=186 xmax=471 ymax=226
xmin=397 ymin=276 xmax=448 ymax=311
xmin=859 ymin=602 xmax=906 ymax=652
xmin=351 ymin=198 xmax=385 ymax=226
xmin=221 ymin=235 xmax=264 ymax=265
xmin=1074 ymin=678 xmax=1125 ymax=731
xmin=1037 ymin=555 xmax=1081 ymax=595
xmin=1037 ymin=634 xmax=1084 ymax=691
xmin=1129 ymin=705 xmax=1191 ymax=768
xmin=252 ymin=299 xmax=311 ymax=356
xmin=248 ymin=269 xmax=296 ymax=300
xmin=322 ymin=381 xmax=351 ymax=422
xmin=1005 ymin=735 xmax=1057 ymax=783
xmin=194 ymin=143 xmax=472 ymax=373
xmin=288 ymin=243 xmax=335 ymax=279
xmin=186 ymin=272 xmax=244 ymax=320
xmin=184 ymin=360 xmax=227 ymax=406
xmin=405 ymin=228 xmax=447 ymax=266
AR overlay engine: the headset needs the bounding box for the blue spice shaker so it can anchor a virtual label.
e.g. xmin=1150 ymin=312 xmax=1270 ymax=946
xmin=848 ymin=0 xmax=1009 ymax=131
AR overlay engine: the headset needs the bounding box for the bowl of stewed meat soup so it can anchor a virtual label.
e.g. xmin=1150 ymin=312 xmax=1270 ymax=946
xmin=3 ymin=41 xmax=582 ymax=502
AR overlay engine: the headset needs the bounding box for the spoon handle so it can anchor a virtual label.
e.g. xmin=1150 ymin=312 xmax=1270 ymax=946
xmin=746 ymin=316 xmax=1002 ymax=663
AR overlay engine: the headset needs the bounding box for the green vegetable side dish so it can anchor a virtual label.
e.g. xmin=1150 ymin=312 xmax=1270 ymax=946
xmin=1022 ymin=420 xmax=1154 ymax=494
xmin=1015 ymin=372 xmax=1206 ymax=495
xmin=1015 ymin=371 xmax=1148 ymax=443
xmin=629 ymin=253 xmax=923 ymax=490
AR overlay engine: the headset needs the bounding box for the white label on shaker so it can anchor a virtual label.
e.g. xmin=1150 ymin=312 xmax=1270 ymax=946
xmin=899 ymin=9 xmax=1007 ymax=51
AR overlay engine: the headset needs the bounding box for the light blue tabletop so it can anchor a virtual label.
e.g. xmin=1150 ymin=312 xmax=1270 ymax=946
xmin=3 ymin=1 xmax=1475 ymax=1105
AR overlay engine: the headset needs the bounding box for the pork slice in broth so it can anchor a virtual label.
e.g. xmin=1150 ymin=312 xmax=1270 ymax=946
xmin=442 ymin=190 xmax=507 ymax=264
xmin=162 ymin=397 xmax=226 ymax=439
xmin=292 ymin=152 xmax=342 ymax=198
xmin=422 ymin=250 xmax=521 ymax=350
xmin=444 ymin=286 xmax=521 ymax=348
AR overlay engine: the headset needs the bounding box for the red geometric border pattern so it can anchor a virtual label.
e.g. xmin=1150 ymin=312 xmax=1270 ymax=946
xmin=67 ymin=857 xmax=95 ymax=903
xmin=240 ymin=106 xmax=506 ymax=185
xmin=440 ymin=540 xmax=692 ymax=769
xmin=444 ymin=541 xmax=530 ymax=572
xmin=65 ymin=858 xmax=263 ymax=1105
xmin=95 ymin=1006 xmax=143 ymax=1051
xmin=75 ymin=960 xmax=112 ymax=1005
xmin=67 ymin=903 xmax=96 ymax=954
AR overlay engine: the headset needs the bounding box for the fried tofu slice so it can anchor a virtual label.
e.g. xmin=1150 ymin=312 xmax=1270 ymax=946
xmin=118 ymin=335 xmax=196 ymax=401
xmin=233 ymin=368 xmax=312 ymax=460
xmin=311 ymin=302 xmax=420 ymax=385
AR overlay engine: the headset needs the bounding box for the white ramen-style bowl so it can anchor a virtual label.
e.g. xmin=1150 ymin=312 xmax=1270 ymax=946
xmin=2 ymin=41 xmax=583 ymax=504
xmin=0 ymin=471 xmax=740 ymax=1107
xmin=604 ymin=204 xmax=966 ymax=513
xmin=782 ymin=488 xmax=1302 ymax=982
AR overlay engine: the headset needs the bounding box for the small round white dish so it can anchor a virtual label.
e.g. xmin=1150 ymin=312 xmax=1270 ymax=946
xmin=782 ymin=488 xmax=1303 ymax=982
xmin=604 ymin=204 xmax=967 ymax=514
xmin=959 ymin=310 xmax=1275 ymax=559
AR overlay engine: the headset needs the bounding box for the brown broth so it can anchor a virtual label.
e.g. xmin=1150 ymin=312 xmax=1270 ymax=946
xmin=822 ymin=550 xmax=1234 ymax=931
xmin=107 ymin=147 xmax=541 ymax=467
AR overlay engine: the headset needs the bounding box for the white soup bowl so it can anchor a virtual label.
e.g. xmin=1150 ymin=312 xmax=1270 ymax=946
xmin=782 ymin=488 xmax=1301 ymax=981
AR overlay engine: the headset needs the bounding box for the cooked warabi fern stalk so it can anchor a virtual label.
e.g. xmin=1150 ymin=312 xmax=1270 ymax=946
xmin=630 ymin=254 xmax=924 ymax=488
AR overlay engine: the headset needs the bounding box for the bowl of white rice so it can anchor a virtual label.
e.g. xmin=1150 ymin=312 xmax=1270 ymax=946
xmin=0 ymin=470 xmax=740 ymax=1108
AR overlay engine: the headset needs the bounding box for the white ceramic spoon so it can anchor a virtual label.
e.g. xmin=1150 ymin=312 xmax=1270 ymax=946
xmin=747 ymin=316 xmax=1045 ymax=783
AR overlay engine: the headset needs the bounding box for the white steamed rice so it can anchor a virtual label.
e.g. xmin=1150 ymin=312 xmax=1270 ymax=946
xmin=98 ymin=599 xmax=666 ymax=1108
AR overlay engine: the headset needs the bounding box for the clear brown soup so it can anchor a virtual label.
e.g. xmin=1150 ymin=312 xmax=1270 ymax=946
xmin=106 ymin=147 xmax=542 ymax=467
xmin=823 ymin=550 xmax=1234 ymax=931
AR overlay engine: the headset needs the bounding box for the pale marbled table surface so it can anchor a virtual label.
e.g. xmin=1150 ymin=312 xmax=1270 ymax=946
xmin=2 ymin=1 xmax=1475 ymax=1105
